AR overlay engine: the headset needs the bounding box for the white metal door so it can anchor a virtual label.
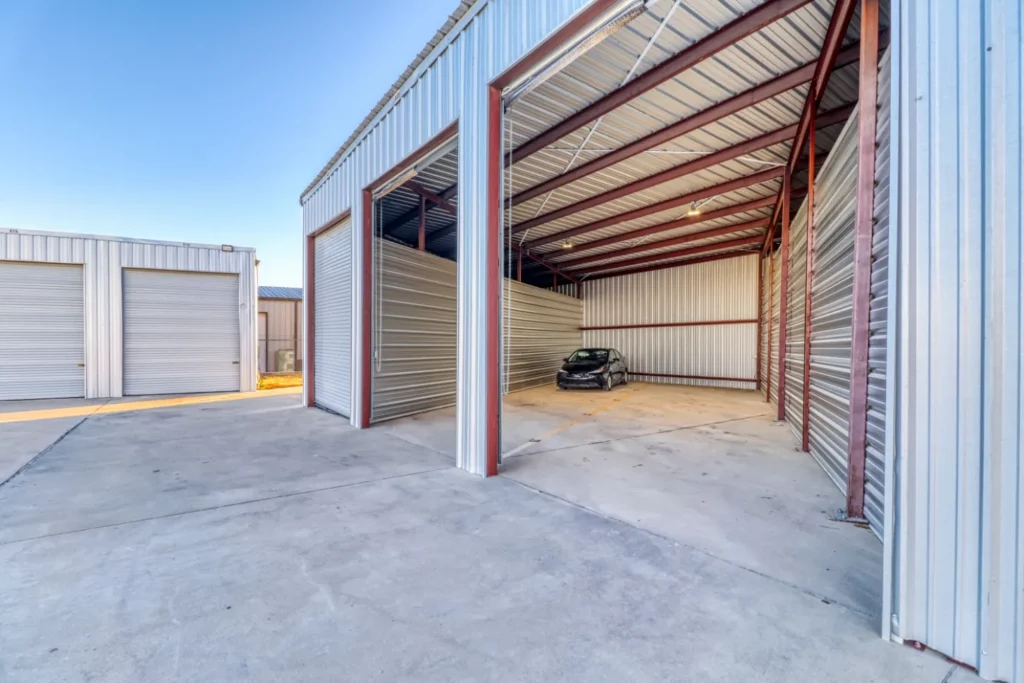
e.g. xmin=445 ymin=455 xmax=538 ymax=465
xmin=0 ymin=261 xmax=84 ymax=400
xmin=313 ymin=221 xmax=352 ymax=417
xmin=123 ymin=269 xmax=240 ymax=395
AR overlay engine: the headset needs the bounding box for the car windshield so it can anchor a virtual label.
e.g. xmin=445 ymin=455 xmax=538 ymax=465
xmin=568 ymin=349 xmax=608 ymax=363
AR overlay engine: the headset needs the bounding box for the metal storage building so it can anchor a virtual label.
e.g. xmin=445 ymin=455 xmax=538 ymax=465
xmin=257 ymin=286 xmax=303 ymax=373
xmin=299 ymin=1 xmax=1022 ymax=681
xmin=0 ymin=228 xmax=258 ymax=400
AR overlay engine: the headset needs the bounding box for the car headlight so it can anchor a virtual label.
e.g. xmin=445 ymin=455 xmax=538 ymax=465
xmin=557 ymin=370 xmax=567 ymax=375
xmin=589 ymin=365 xmax=607 ymax=375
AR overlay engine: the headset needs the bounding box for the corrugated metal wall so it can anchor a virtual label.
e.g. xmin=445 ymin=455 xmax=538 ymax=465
xmin=807 ymin=107 xmax=858 ymax=494
xmin=894 ymin=1 xmax=1022 ymax=680
xmin=504 ymin=280 xmax=581 ymax=393
xmin=784 ymin=202 xmax=809 ymax=441
xmin=768 ymin=249 xmax=781 ymax=405
xmin=865 ymin=49 xmax=892 ymax=540
xmin=371 ymin=240 xmax=457 ymax=422
xmin=760 ymin=255 xmax=771 ymax=399
xmin=257 ymin=299 xmax=303 ymax=371
xmin=0 ymin=229 xmax=257 ymax=397
xmin=300 ymin=0 xmax=596 ymax=473
xmin=581 ymin=256 xmax=758 ymax=390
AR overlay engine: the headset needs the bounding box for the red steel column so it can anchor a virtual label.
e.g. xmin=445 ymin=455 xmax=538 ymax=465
xmin=766 ymin=246 xmax=774 ymax=402
xmin=846 ymin=0 xmax=879 ymax=518
xmin=801 ymin=113 xmax=816 ymax=451
xmin=417 ymin=195 xmax=426 ymax=250
xmin=516 ymin=251 xmax=522 ymax=281
xmin=304 ymin=234 xmax=315 ymax=407
xmin=776 ymin=173 xmax=791 ymax=421
xmin=756 ymin=253 xmax=764 ymax=392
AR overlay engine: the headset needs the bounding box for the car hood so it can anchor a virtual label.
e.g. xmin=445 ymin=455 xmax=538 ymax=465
xmin=561 ymin=360 xmax=605 ymax=373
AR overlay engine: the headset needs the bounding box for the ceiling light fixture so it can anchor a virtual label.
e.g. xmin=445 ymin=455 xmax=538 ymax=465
xmin=562 ymin=241 xmax=574 ymax=249
xmin=686 ymin=202 xmax=702 ymax=218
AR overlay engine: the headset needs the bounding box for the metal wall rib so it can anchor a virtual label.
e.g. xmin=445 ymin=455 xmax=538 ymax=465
xmin=760 ymin=254 xmax=770 ymax=399
xmin=0 ymin=229 xmax=258 ymax=397
xmin=894 ymin=1 xmax=1023 ymax=679
xmin=784 ymin=200 xmax=809 ymax=441
xmin=581 ymin=255 xmax=758 ymax=390
xmin=864 ymin=49 xmax=891 ymax=540
xmin=504 ymin=281 xmax=581 ymax=393
xmin=807 ymin=106 xmax=859 ymax=494
xmin=372 ymin=240 xmax=457 ymax=422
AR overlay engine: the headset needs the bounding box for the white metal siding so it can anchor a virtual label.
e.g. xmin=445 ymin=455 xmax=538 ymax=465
xmin=313 ymin=222 xmax=353 ymax=417
xmin=0 ymin=229 xmax=257 ymax=398
xmin=504 ymin=280 xmax=581 ymax=393
xmin=784 ymin=201 xmax=809 ymax=441
xmin=865 ymin=50 xmax=892 ymax=540
xmin=300 ymin=0 xmax=596 ymax=474
xmin=581 ymin=256 xmax=758 ymax=390
xmin=123 ymin=270 xmax=241 ymax=395
xmin=807 ymin=107 xmax=859 ymax=495
xmin=0 ymin=262 xmax=84 ymax=400
xmin=894 ymin=1 xmax=1022 ymax=680
xmin=371 ymin=240 xmax=457 ymax=422
xmin=257 ymin=313 xmax=268 ymax=373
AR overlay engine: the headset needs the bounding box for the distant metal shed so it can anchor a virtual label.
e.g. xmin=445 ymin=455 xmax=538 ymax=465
xmin=257 ymin=286 xmax=303 ymax=373
xmin=0 ymin=228 xmax=258 ymax=399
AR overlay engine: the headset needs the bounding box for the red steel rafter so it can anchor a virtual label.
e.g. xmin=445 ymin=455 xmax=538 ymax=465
xmin=560 ymin=219 xmax=766 ymax=270
xmin=507 ymin=0 xmax=815 ymax=166
xmin=579 ymin=235 xmax=763 ymax=276
xmin=515 ymin=105 xmax=853 ymax=243
xmin=508 ymin=43 xmax=861 ymax=208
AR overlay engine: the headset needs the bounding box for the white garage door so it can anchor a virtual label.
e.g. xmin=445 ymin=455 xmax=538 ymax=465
xmin=123 ymin=269 xmax=240 ymax=396
xmin=0 ymin=261 xmax=84 ymax=400
xmin=313 ymin=221 xmax=352 ymax=417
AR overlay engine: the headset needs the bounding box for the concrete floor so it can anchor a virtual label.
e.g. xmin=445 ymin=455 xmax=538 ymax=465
xmin=0 ymin=388 xmax=975 ymax=682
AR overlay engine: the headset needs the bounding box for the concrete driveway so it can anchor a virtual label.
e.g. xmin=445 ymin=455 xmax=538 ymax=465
xmin=0 ymin=393 xmax=973 ymax=682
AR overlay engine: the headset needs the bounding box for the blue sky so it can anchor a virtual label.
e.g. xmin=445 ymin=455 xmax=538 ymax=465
xmin=0 ymin=0 xmax=457 ymax=286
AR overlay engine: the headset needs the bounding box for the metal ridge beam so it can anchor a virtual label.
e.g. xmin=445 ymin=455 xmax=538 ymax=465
xmin=506 ymin=0 xmax=816 ymax=166
xmin=508 ymin=42 xmax=862 ymax=208
xmin=581 ymin=248 xmax=758 ymax=281
xmin=579 ymin=235 xmax=763 ymax=275
xmin=514 ymin=103 xmax=854 ymax=242
xmin=560 ymin=219 xmax=766 ymax=270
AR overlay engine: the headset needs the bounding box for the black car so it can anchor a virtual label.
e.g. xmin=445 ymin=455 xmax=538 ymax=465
xmin=557 ymin=348 xmax=628 ymax=391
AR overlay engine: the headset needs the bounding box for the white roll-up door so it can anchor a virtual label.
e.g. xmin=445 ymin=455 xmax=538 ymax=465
xmin=0 ymin=261 xmax=84 ymax=400
xmin=123 ymin=269 xmax=240 ymax=396
xmin=313 ymin=221 xmax=352 ymax=417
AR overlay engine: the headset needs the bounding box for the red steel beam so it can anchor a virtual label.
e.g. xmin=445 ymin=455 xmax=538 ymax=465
xmin=800 ymin=111 xmax=816 ymax=451
xmin=560 ymin=219 xmax=766 ymax=270
xmin=846 ymin=0 xmax=880 ymax=520
xmin=776 ymin=172 xmax=791 ymax=421
xmin=584 ymin=249 xmax=757 ymax=282
xmin=580 ymin=235 xmax=763 ymax=276
xmin=507 ymin=0 xmax=815 ymax=165
xmin=515 ymin=104 xmax=853 ymax=241
xmin=551 ymin=196 xmax=777 ymax=258
xmin=521 ymin=168 xmax=781 ymax=246
xmin=508 ymin=242 xmax=581 ymax=284
xmin=508 ymin=43 xmax=861 ymax=208
xmin=383 ymin=182 xmax=457 ymax=233
xmin=417 ymin=195 xmax=427 ymax=250
xmin=405 ymin=181 xmax=457 ymax=216
xmin=582 ymin=318 xmax=757 ymax=331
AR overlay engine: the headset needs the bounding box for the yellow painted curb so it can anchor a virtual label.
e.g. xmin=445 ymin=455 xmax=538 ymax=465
xmin=0 ymin=386 xmax=303 ymax=425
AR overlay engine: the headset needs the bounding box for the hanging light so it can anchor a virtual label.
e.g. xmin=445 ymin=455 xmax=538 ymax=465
xmin=562 ymin=241 xmax=574 ymax=249
xmin=686 ymin=202 xmax=702 ymax=218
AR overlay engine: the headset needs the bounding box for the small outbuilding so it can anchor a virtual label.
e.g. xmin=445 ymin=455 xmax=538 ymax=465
xmin=0 ymin=228 xmax=258 ymax=400
xmin=257 ymin=286 xmax=303 ymax=373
